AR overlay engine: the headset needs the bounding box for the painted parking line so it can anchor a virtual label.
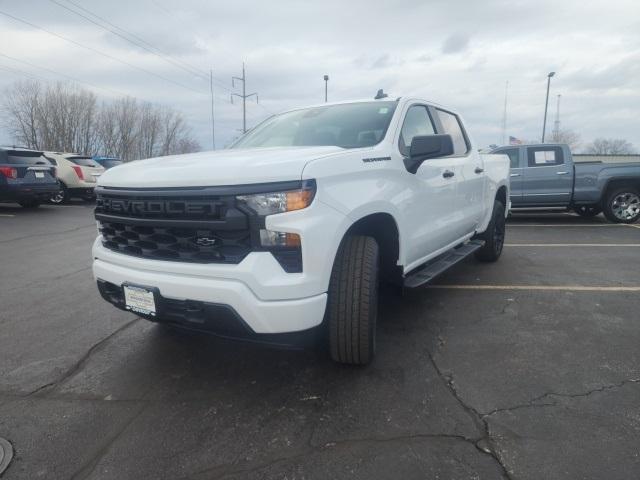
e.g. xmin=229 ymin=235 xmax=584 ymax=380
xmin=427 ymin=285 xmax=640 ymax=292
xmin=508 ymin=224 xmax=624 ymax=227
xmin=505 ymin=243 xmax=640 ymax=247
xmin=0 ymin=214 xmax=15 ymax=217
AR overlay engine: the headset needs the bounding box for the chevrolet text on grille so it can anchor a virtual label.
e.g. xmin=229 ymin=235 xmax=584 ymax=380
xmin=97 ymin=198 xmax=220 ymax=216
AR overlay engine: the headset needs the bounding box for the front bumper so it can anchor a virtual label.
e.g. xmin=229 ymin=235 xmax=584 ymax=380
xmin=93 ymin=256 xmax=327 ymax=336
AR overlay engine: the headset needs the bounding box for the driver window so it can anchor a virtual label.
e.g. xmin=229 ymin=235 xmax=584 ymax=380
xmin=399 ymin=105 xmax=435 ymax=156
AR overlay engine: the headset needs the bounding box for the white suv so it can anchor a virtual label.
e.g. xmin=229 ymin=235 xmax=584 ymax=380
xmin=45 ymin=152 xmax=105 ymax=203
xmin=93 ymin=95 xmax=509 ymax=364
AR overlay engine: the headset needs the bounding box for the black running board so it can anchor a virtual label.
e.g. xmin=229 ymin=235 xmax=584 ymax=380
xmin=403 ymin=240 xmax=485 ymax=288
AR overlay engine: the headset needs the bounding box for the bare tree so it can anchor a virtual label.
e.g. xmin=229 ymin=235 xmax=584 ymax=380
xmin=584 ymin=138 xmax=636 ymax=155
xmin=546 ymin=129 xmax=581 ymax=150
xmin=2 ymin=79 xmax=200 ymax=160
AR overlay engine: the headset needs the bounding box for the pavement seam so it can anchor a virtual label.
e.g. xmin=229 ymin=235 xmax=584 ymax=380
xmin=27 ymin=317 xmax=141 ymax=397
xmin=4 ymin=266 xmax=92 ymax=294
xmin=69 ymin=401 xmax=148 ymax=480
xmin=186 ymin=432 xmax=493 ymax=480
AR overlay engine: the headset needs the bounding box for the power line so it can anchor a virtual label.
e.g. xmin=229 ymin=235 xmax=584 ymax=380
xmin=0 ymin=52 xmax=130 ymax=97
xmin=48 ymin=0 xmax=209 ymax=81
xmin=48 ymin=0 xmax=236 ymax=97
xmin=0 ymin=8 xmax=208 ymax=96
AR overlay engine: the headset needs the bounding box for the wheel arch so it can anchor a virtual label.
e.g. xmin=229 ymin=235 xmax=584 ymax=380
xmin=342 ymin=212 xmax=402 ymax=285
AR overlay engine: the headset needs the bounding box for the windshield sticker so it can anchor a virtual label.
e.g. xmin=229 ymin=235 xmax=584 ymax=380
xmin=378 ymin=107 xmax=389 ymax=114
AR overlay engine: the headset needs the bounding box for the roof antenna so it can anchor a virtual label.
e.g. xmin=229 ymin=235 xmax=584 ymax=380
xmin=374 ymin=89 xmax=388 ymax=100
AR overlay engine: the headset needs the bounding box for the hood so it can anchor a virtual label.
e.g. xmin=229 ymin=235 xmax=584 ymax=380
xmin=97 ymin=146 xmax=344 ymax=188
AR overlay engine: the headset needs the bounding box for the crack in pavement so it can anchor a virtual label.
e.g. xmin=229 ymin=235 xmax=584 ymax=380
xmin=425 ymin=348 xmax=514 ymax=480
xmin=481 ymin=378 xmax=640 ymax=418
xmin=27 ymin=318 xmax=141 ymax=397
xmin=0 ymin=223 xmax=95 ymax=244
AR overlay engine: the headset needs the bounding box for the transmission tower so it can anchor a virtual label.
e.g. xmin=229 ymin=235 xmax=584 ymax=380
xmin=231 ymin=62 xmax=258 ymax=133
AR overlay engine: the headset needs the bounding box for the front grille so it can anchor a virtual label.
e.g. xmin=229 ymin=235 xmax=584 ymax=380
xmin=96 ymin=188 xmax=254 ymax=264
xmin=98 ymin=221 xmax=252 ymax=263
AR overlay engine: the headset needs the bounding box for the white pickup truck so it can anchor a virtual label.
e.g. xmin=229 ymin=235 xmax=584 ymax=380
xmin=92 ymin=95 xmax=510 ymax=364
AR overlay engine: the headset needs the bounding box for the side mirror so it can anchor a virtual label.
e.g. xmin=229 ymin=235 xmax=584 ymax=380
xmin=404 ymin=134 xmax=454 ymax=173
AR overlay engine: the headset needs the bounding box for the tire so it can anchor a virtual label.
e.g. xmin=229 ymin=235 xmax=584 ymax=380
xmin=19 ymin=199 xmax=40 ymax=208
xmin=574 ymin=205 xmax=601 ymax=218
xmin=49 ymin=184 xmax=68 ymax=204
xmin=475 ymin=200 xmax=506 ymax=262
xmin=602 ymin=187 xmax=640 ymax=224
xmin=327 ymin=235 xmax=379 ymax=365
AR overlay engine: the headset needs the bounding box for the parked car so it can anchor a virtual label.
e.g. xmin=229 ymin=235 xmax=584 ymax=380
xmin=0 ymin=147 xmax=58 ymax=208
xmin=492 ymin=143 xmax=640 ymax=223
xmin=44 ymin=152 xmax=105 ymax=204
xmin=92 ymin=95 xmax=510 ymax=365
xmin=93 ymin=156 xmax=123 ymax=169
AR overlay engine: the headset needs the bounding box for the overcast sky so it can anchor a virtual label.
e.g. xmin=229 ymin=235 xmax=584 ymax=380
xmin=1 ymin=0 xmax=639 ymax=152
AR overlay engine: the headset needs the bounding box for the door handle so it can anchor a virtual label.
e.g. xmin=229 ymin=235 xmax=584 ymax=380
xmin=557 ymin=171 xmax=570 ymax=175
xmin=510 ymin=173 xmax=521 ymax=177
xmin=474 ymin=167 xmax=484 ymax=174
xmin=442 ymin=170 xmax=455 ymax=178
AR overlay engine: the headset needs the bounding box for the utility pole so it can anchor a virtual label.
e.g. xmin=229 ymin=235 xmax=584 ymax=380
xmin=501 ymin=80 xmax=508 ymax=145
xmin=324 ymin=74 xmax=329 ymax=103
xmin=210 ymin=69 xmax=215 ymax=150
xmin=231 ymin=62 xmax=258 ymax=134
xmin=553 ymin=94 xmax=561 ymax=139
xmin=541 ymin=71 xmax=555 ymax=143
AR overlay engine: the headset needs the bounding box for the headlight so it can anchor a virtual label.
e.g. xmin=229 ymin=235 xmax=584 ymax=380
xmin=236 ymin=181 xmax=316 ymax=216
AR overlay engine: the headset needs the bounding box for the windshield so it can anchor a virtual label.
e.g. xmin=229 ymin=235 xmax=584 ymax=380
xmin=2 ymin=150 xmax=48 ymax=165
xmin=231 ymin=101 xmax=398 ymax=149
xmin=67 ymin=156 xmax=100 ymax=167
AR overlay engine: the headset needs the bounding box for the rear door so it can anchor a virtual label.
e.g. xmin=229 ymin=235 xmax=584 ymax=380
xmin=522 ymin=146 xmax=572 ymax=205
xmin=433 ymin=108 xmax=483 ymax=236
xmin=3 ymin=150 xmax=57 ymax=186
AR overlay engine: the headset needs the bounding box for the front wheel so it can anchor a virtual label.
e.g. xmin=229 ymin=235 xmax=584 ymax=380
xmin=574 ymin=205 xmax=601 ymax=218
xmin=602 ymin=187 xmax=640 ymax=224
xmin=475 ymin=200 xmax=506 ymax=262
xmin=327 ymin=235 xmax=379 ymax=365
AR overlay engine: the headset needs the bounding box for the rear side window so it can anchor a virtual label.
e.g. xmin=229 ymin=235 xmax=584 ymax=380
xmin=399 ymin=105 xmax=436 ymax=156
xmin=436 ymin=109 xmax=469 ymax=155
xmin=527 ymin=147 xmax=564 ymax=166
xmin=2 ymin=151 xmax=48 ymax=165
xmin=499 ymin=148 xmax=521 ymax=168
xmin=68 ymin=156 xmax=99 ymax=167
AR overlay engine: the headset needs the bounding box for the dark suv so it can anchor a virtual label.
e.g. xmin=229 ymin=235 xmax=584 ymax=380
xmin=0 ymin=147 xmax=59 ymax=208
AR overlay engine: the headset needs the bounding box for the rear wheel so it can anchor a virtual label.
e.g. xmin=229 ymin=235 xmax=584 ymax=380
xmin=19 ymin=199 xmax=40 ymax=208
xmin=327 ymin=235 xmax=379 ymax=365
xmin=475 ymin=200 xmax=506 ymax=262
xmin=602 ymin=187 xmax=640 ymax=224
xmin=50 ymin=184 xmax=68 ymax=204
xmin=574 ymin=205 xmax=601 ymax=218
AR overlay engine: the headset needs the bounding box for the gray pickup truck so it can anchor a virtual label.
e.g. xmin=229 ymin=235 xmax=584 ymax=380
xmin=491 ymin=143 xmax=640 ymax=223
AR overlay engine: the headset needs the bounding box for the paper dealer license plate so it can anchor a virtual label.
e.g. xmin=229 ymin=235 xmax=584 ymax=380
xmin=123 ymin=285 xmax=156 ymax=316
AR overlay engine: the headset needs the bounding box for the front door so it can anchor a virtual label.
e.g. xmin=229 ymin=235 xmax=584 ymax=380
xmin=498 ymin=147 xmax=524 ymax=206
xmin=399 ymin=104 xmax=460 ymax=266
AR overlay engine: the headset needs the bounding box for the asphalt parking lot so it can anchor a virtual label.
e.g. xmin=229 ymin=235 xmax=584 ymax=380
xmin=0 ymin=203 xmax=639 ymax=480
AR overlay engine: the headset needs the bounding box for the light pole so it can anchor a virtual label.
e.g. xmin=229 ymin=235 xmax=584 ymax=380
xmin=541 ymin=71 xmax=555 ymax=143
xmin=324 ymin=75 xmax=329 ymax=103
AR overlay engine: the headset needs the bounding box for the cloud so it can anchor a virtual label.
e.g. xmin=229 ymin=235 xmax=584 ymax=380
xmin=442 ymin=33 xmax=470 ymax=54
xmin=0 ymin=0 xmax=639 ymax=151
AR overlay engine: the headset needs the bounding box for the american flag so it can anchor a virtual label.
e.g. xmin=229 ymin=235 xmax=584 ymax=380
xmin=509 ymin=136 xmax=523 ymax=145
